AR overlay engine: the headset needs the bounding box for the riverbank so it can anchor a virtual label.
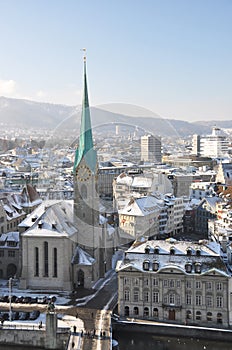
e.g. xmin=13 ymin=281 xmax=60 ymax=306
xmin=112 ymin=317 xmax=232 ymax=341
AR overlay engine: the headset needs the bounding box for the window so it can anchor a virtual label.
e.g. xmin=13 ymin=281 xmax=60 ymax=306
xmin=206 ymin=281 xmax=212 ymax=290
xmin=80 ymin=184 xmax=87 ymax=199
xmin=124 ymin=289 xmax=130 ymax=301
xmin=186 ymin=310 xmax=192 ymax=319
xmin=153 ymin=291 xmax=159 ymax=303
xmin=0 ymin=250 xmax=4 ymax=257
xmin=35 ymin=247 xmax=39 ymax=277
xmin=216 ymin=296 xmax=223 ymax=308
xmin=134 ymin=278 xmax=139 ymax=286
xmin=186 ymin=280 xmax=192 ymax=289
xmin=124 ymin=306 xmax=129 ymax=317
xmin=153 ymin=308 xmax=159 ymax=318
xmin=216 ymin=282 xmax=222 ymax=291
xmin=195 ymin=281 xmax=201 ymax=289
xmin=169 ymin=294 xmax=175 ymax=304
xmin=176 ymin=280 xmax=181 ymax=288
xmin=196 ymin=311 xmax=201 ymax=320
xmin=206 ymin=296 xmax=212 ymax=307
xmin=153 ymin=278 xmax=159 ymax=287
xmin=133 ymin=307 xmax=139 ymax=316
xmin=176 ymin=295 xmax=181 ymax=305
xmin=217 ymin=312 xmax=223 ymax=324
xmin=144 ymin=278 xmax=149 ymax=286
xmin=44 ymin=241 xmax=48 ymax=277
xmin=143 ymin=307 xmax=149 ymax=317
xmin=124 ymin=277 xmax=129 ymax=285
xmin=143 ymin=261 xmax=149 ymax=271
xmin=207 ymin=312 xmax=212 ymax=321
xmin=133 ymin=289 xmax=139 ymax=302
xmin=163 ymin=279 xmax=168 ymax=287
xmin=152 ymin=261 xmax=159 ymax=271
xmin=53 ymin=247 xmax=57 ymax=277
xmin=144 ymin=290 xmax=149 ymax=302
xmin=196 ymin=294 xmax=202 ymax=306
xmin=186 ymin=294 xmax=192 ymax=305
xmin=8 ymin=251 xmax=15 ymax=257
xmin=169 ymin=279 xmax=175 ymax=288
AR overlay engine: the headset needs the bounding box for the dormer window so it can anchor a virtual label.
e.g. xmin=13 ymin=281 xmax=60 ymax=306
xmin=186 ymin=248 xmax=192 ymax=256
xmin=185 ymin=262 xmax=192 ymax=273
xmin=196 ymin=248 xmax=201 ymax=256
xmin=152 ymin=261 xmax=159 ymax=272
xmin=154 ymin=246 xmax=160 ymax=255
xmin=195 ymin=262 xmax=202 ymax=274
xmin=145 ymin=245 xmax=150 ymax=254
xmin=170 ymin=247 xmax=175 ymax=255
xmin=38 ymin=221 xmax=43 ymax=229
xmin=143 ymin=260 xmax=150 ymax=271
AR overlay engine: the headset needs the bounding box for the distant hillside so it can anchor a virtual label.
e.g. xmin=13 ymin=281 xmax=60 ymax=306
xmin=0 ymin=96 xmax=231 ymax=137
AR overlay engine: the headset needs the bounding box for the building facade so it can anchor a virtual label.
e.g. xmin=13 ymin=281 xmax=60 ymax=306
xmin=116 ymin=239 xmax=231 ymax=327
xmin=141 ymin=135 xmax=162 ymax=163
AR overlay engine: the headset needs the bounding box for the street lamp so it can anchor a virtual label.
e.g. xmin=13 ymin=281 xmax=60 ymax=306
xmin=9 ymin=277 xmax=13 ymax=322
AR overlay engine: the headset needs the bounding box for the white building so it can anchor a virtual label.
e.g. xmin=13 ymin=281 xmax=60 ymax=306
xmin=116 ymin=239 xmax=232 ymax=327
xmin=193 ymin=127 xmax=229 ymax=159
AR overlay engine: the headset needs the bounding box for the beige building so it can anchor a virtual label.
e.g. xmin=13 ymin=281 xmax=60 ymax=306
xmin=116 ymin=239 xmax=231 ymax=327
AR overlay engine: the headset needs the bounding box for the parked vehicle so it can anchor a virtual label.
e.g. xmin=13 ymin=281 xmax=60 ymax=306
xmin=19 ymin=312 xmax=30 ymax=320
xmin=29 ymin=310 xmax=40 ymax=320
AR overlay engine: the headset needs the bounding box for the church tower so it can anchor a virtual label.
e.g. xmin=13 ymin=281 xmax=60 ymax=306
xmin=73 ymin=55 xmax=105 ymax=283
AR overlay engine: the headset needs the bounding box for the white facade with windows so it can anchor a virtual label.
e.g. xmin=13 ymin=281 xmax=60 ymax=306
xmin=116 ymin=239 xmax=232 ymax=327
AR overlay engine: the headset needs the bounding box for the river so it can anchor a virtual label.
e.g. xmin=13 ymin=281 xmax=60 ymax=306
xmin=113 ymin=331 xmax=232 ymax=350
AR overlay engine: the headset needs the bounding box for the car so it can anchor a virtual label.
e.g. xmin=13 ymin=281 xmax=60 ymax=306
xmin=11 ymin=311 xmax=19 ymax=320
xmin=29 ymin=310 xmax=40 ymax=320
xmin=48 ymin=295 xmax=57 ymax=303
xmin=37 ymin=296 xmax=48 ymax=304
xmin=19 ymin=312 xmax=30 ymax=320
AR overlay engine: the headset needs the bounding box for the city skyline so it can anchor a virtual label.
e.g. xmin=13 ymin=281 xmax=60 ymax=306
xmin=0 ymin=0 xmax=232 ymax=122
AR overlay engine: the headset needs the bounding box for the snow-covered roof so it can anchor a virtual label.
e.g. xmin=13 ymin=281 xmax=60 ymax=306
xmin=119 ymin=196 xmax=161 ymax=217
xmin=71 ymin=246 xmax=95 ymax=266
xmin=116 ymin=239 xmax=228 ymax=276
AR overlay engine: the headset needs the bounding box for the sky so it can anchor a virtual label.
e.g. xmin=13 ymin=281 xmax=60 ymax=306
xmin=0 ymin=0 xmax=231 ymax=122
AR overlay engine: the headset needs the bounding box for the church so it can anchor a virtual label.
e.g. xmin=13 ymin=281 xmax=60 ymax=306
xmin=19 ymin=57 xmax=116 ymax=290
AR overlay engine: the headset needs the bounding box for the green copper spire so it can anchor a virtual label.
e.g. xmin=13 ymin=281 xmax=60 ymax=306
xmin=73 ymin=57 xmax=97 ymax=173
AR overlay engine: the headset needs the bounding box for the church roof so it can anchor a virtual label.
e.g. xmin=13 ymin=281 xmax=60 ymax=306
xmin=73 ymin=58 xmax=97 ymax=173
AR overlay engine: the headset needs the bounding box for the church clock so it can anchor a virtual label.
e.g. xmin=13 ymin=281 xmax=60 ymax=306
xmin=76 ymin=165 xmax=91 ymax=182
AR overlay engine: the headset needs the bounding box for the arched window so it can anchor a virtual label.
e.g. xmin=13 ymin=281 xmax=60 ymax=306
xmin=194 ymin=262 xmax=202 ymax=274
xmin=53 ymin=248 xmax=57 ymax=277
xmin=153 ymin=308 xmax=159 ymax=318
xmin=143 ymin=307 xmax=149 ymax=317
xmin=44 ymin=241 xmax=48 ymax=277
xmin=185 ymin=263 xmax=192 ymax=273
xmin=196 ymin=248 xmax=201 ymax=256
xmin=186 ymin=247 xmax=192 ymax=256
xmin=144 ymin=245 xmax=150 ymax=254
xmin=81 ymin=184 xmax=87 ymax=199
xmin=186 ymin=310 xmax=192 ymax=319
xmin=207 ymin=312 xmax=212 ymax=321
xmin=124 ymin=306 xmax=129 ymax=317
xmin=143 ymin=260 xmax=150 ymax=271
xmin=196 ymin=311 xmax=201 ymax=320
xmin=170 ymin=247 xmax=175 ymax=255
xmin=133 ymin=307 xmax=139 ymax=316
xmin=35 ymin=247 xmax=39 ymax=277
xmin=217 ymin=312 xmax=223 ymax=324
xmin=154 ymin=246 xmax=160 ymax=255
xmin=152 ymin=260 xmax=159 ymax=272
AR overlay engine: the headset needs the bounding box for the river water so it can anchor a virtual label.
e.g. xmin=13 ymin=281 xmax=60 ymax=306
xmin=113 ymin=331 xmax=232 ymax=350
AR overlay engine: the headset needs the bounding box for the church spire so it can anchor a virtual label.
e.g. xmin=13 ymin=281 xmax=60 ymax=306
xmin=73 ymin=54 xmax=97 ymax=173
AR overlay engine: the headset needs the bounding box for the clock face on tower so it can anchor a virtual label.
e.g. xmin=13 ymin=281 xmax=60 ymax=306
xmin=76 ymin=165 xmax=91 ymax=182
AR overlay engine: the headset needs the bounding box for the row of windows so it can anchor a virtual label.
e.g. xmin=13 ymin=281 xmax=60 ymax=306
xmin=124 ymin=290 xmax=224 ymax=307
xmin=0 ymin=250 xmax=15 ymax=257
xmin=124 ymin=306 xmax=223 ymax=323
xmin=34 ymin=243 xmax=57 ymax=278
xmin=124 ymin=277 xmax=223 ymax=291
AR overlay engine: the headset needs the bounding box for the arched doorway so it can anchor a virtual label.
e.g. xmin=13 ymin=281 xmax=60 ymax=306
xmin=77 ymin=269 xmax=84 ymax=287
xmin=7 ymin=264 xmax=17 ymax=278
xmin=124 ymin=306 xmax=129 ymax=316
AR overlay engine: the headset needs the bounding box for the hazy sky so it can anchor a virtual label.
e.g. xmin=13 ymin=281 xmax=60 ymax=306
xmin=0 ymin=0 xmax=231 ymax=122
